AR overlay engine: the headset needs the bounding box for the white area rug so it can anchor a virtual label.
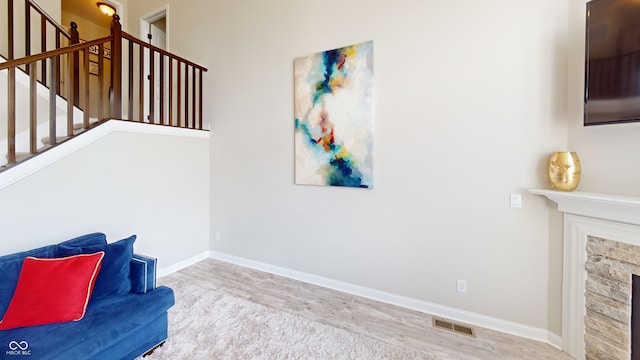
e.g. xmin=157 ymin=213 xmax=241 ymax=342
xmin=148 ymin=280 xmax=433 ymax=359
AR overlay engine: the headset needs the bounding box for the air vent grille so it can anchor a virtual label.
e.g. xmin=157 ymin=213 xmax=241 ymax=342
xmin=432 ymin=317 xmax=476 ymax=337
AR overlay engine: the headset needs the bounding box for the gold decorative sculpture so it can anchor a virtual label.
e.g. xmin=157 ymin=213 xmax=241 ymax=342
xmin=548 ymin=152 xmax=581 ymax=191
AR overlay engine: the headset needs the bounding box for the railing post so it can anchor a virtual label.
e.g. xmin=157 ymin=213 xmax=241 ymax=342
xmin=69 ymin=22 xmax=79 ymax=44
xmin=138 ymin=45 xmax=145 ymax=122
xmin=67 ymin=44 xmax=74 ymax=138
xmin=199 ymin=69 xmax=203 ymax=130
xmin=8 ymin=0 xmax=14 ymax=59
xmin=110 ymin=14 xmax=123 ymax=119
xmin=149 ymin=48 xmax=155 ymax=123
xmin=128 ymin=40 xmax=134 ymax=121
xmin=30 ymin=61 xmax=37 ymax=153
xmin=98 ymin=43 xmax=104 ymax=121
xmin=184 ymin=63 xmax=189 ymax=127
xmin=70 ymin=22 xmax=80 ymax=107
xmin=40 ymin=15 xmax=47 ymax=86
xmin=8 ymin=68 xmax=16 ymax=164
xmin=50 ymin=56 xmax=58 ymax=147
xmin=25 ymin=0 xmax=30 ymax=65
xmin=55 ymin=29 xmax=61 ymax=95
xmin=192 ymin=66 xmax=196 ymax=129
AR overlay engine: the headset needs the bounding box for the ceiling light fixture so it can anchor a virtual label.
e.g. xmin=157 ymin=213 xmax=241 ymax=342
xmin=96 ymin=2 xmax=116 ymax=17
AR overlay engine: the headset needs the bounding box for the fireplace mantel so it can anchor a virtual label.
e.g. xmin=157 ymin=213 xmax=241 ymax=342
xmin=529 ymin=189 xmax=640 ymax=226
xmin=530 ymin=188 xmax=640 ymax=359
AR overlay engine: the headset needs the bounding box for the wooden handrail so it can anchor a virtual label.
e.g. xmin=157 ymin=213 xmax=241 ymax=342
xmin=121 ymin=32 xmax=208 ymax=73
xmin=0 ymin=37 xmax=113 ymax=71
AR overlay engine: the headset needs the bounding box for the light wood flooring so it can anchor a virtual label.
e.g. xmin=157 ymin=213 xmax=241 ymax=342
xmin=159 ymin=259 xmax=575 ymax=359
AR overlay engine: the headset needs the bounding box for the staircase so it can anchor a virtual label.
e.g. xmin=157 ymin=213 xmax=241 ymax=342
xmin=0 ymin=54 xmax=87 ymax=166
xmin=0 ymin=0 xmax=208 ymax=171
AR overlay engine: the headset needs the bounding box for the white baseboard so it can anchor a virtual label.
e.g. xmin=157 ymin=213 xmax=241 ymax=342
xmin=157 ymin=251 xmax=210 ymax=278
xmin=547 ymin=332 xmax=564 ymax=350
xmin=207 ymin=251 xmax=563 ymax=350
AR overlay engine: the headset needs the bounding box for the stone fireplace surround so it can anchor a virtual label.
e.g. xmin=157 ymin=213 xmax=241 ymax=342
xmin=530 ymin=189 xmax=640 ymax=360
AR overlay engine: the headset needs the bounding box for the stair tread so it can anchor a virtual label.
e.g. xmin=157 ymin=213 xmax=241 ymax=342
xmin=5 ymin=149 xmax=47 ymax=162
xmin=73 ymin=119 xmax=100 ymax=130
xmin=41 ymin=136 xmax=70 ymax=145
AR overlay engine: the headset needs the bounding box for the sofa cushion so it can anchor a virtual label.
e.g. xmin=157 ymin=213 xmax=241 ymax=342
xmin=0 ymin=252 xmax=105 ymax=330
xmin=0 ymin=233 xmax=107 ymax=318
xmin=0 ymin=286 xmax=175 ymax=360
xmin=56 ymin=235 xmax=136 ymax=299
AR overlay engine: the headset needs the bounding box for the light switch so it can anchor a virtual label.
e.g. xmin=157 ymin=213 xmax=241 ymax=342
xmin=510 ymin=193 xmax=522 ymax=208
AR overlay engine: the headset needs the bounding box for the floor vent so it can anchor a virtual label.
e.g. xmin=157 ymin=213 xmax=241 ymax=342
xmin=432 ymin=317 xmax=476 ymax=337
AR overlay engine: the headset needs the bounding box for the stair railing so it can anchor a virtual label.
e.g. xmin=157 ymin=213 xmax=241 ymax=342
xmin=1 ymin=37 xmax=111 ymax=164
xmin=111 ymin=15 xmax=207 ymax=128
xmin=4 ymin=0 xmax=80 ymax=97
xmin=120 ymin=30 xmax=207 ymax=129
xmin=0 ymin=14 xmax=208 ymax=169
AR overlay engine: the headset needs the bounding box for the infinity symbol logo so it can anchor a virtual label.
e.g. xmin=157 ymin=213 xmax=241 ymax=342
xmin=8 ymin=341 xmax=28 ymax=351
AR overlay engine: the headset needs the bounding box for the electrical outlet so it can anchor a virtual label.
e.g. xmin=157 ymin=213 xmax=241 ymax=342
xmin=457 ymin=279 xmax=468 ymax=293
xmin=215 ymin=231 xmax=221 ymax=240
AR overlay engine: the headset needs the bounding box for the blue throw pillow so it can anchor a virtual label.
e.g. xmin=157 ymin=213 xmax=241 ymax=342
xmin=58 ymin=232 xmax=107 ymax=248
xmin=56 ymin=235 xmax=136 ymax=299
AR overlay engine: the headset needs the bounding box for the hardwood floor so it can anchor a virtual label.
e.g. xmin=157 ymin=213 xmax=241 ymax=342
xmin=159 ymin=258 xmax=574 ymax=359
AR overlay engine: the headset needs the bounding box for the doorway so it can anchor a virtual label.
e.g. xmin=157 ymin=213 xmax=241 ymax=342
xmin=141 ymin=5 xmax=169 ymax=124
xmin=61 ymin=0 xmax=124 ymax=121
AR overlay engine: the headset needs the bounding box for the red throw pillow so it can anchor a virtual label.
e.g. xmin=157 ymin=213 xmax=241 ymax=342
xmin=0 ymin=252 xmax=104 ymax=330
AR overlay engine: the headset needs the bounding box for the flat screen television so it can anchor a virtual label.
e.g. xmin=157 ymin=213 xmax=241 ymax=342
xmin=584 ymin=0 xmax=640 ymax=125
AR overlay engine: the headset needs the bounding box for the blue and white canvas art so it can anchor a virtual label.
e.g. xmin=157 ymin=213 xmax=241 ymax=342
xmin=294 ymin=41 xmax=374 ymax=188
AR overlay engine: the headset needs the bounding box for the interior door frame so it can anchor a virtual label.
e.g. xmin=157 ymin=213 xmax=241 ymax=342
xmin=140 ymin=4 xmax=170 ymax=123
xmin=140 ymin=4 xmax=170 ymax=51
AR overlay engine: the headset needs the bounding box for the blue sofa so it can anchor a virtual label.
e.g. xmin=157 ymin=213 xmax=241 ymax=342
xmin=0 ymin=233 xmax=175 ymax=359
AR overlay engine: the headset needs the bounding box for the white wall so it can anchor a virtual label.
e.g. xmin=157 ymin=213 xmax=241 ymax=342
xmin=0 ymin=128 xmax=210 ymax=271
xmin=126 ymin=0 xmax=573 ymax=337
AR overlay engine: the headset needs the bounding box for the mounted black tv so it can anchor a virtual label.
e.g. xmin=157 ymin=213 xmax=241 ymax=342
xmin=584 ymin=0 xmax=640 ymax=125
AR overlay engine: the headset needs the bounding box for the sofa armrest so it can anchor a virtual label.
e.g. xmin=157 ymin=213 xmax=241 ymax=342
xmin=130 ymin=254 xmax=157 ymax=294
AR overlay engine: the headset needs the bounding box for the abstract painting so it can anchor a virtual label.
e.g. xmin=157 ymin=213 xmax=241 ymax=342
xmin=294 ymin=41 xmax=374 ymax=188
